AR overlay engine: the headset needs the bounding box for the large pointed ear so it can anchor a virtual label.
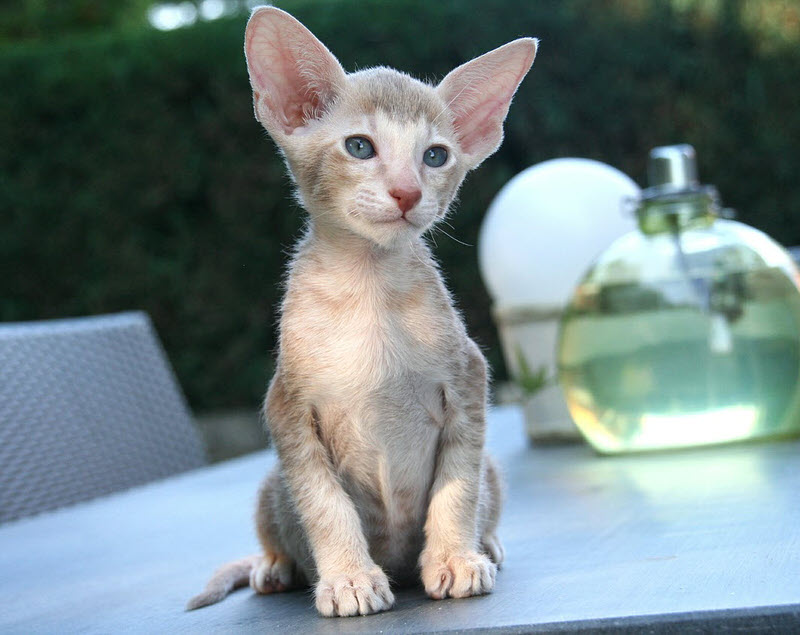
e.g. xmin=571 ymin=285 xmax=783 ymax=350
xmin=244 ymin=7 xmax=347 ymax=137
xmin=437 ymin=38 xmax=537 ymax=168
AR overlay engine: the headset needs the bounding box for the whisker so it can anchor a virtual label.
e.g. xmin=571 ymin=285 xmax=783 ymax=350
xmin=408 ymin=238 xmax=428 ymax=268
xmin=432 ymin=225 xmax=473 ymax=247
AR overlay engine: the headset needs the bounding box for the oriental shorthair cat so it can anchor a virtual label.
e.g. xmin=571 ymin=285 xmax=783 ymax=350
xmin=188 ymin=6 xmax=537 ymax=617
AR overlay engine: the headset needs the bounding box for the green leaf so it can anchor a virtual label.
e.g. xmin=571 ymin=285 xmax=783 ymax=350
xmin=514 ymin=347 xmax=550 ymax=396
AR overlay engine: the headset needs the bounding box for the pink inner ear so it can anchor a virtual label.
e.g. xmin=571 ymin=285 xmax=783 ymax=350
xmin=453 ymin=97 xmax=507 ymax=156
xmin=271 ymin=48 xmax=326 ymax=131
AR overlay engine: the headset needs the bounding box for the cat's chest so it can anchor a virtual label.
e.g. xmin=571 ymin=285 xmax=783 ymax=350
xmin=281 ymin=280 xmax=454 ymax=399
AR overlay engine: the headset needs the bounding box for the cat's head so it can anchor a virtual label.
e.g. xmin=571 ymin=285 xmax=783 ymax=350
xmin=245 ymin=7 xmax=537 ymax=248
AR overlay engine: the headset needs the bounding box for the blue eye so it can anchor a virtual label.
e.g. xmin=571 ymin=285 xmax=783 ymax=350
xmin=345 ymin=136 xmax=375 ymax=159
xmin=423 ymin=146 xmax=447 ymax=167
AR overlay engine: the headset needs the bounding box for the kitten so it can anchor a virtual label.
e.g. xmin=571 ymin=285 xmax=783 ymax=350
xmin=187 ymin=6 xmax=536 ymax=617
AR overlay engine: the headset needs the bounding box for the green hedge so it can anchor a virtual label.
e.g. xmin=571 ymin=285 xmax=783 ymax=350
xmin=2 ymin=0 xmax=800 ymax=410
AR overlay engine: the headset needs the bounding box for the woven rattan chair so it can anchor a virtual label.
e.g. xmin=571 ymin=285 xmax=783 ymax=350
xmin=0 ymin=312 xmax=206 ymax=523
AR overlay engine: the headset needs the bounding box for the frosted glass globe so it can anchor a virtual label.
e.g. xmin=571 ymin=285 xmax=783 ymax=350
xmin=479 ymin=158 xmax=641 ymax=309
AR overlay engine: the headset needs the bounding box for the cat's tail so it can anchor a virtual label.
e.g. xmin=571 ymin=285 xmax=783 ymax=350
xmin=185 ymin=554 xmax=261 ymax=611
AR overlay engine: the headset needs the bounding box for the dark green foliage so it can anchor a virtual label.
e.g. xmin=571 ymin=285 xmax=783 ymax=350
xmin=0 ymin=0 xmax=152 ymax=42
xmin=2 ymin=0 xmax=800 ymax=410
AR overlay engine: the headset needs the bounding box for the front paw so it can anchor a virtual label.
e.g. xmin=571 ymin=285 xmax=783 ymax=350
xmin=315 ymin=566 xmax=394 ymax=617
xmin=420 ymin=550 xmax=497 ymax=600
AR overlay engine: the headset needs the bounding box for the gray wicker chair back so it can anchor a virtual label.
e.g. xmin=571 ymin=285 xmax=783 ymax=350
xmin=0 ymin=312 xmax=206 ymax=523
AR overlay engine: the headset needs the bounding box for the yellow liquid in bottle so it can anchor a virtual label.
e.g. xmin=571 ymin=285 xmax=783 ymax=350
xmin=558 ymin=266 xmax=800 ymax=453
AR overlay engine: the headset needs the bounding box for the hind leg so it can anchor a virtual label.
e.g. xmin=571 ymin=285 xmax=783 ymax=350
xmin=251 ymin=467 xmax=309 ymax=594
xmin=478 ymin=455 xmax=505 ymax=567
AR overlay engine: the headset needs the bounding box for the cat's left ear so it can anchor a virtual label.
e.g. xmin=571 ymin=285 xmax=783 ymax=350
xmin=437 ymin=38 xmax=538 ymax=168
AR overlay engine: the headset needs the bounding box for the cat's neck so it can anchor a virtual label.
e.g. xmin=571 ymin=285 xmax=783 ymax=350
xmin=295 ymin=220 xmax=434 ymax=295
xmin=304 ymin=220 xmax=428 ymax=268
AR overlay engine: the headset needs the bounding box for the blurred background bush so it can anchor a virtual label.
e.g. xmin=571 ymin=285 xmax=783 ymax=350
xmin=2 ymin=0 xmax=799 ymax=422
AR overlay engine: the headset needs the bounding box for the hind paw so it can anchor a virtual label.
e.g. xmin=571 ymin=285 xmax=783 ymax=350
xmin=249 ymin=552 xmax=295 ymax=594
xmin=481 ymin=533 xmax=505 ymax=567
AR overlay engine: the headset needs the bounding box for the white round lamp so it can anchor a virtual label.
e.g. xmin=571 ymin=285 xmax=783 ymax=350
xmin=478 ymin=158 xmax=640 ymax=441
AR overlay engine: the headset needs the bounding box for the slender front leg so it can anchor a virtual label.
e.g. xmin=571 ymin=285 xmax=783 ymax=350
xmin=420 ymin=342 xmax=498 ymax=599
xmin=266 ymin=371 xmax=394 ymax=617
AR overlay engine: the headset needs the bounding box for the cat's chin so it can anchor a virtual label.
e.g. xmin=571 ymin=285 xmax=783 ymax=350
xmin=353 ymin=218 xmax=427 ymax=249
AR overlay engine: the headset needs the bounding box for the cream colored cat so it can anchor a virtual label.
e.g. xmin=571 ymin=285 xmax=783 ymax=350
xmin=187 ymin=6 xmax=536 ymax=618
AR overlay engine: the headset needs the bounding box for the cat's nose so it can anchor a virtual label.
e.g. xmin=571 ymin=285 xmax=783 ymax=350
xmin=389 ymin=187 xmax=422 ymax=214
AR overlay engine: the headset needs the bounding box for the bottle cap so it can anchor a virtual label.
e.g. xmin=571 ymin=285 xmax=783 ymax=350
xmin=648 ymin=144 xmax=698 ymax=190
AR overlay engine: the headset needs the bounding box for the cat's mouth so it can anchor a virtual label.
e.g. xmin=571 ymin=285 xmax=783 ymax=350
xmin=374 ymin=215 xmax=417 ymax=228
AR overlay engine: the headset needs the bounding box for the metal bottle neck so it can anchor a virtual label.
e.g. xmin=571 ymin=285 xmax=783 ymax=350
xmin=636 ymin=184 xmax=720 ymax=235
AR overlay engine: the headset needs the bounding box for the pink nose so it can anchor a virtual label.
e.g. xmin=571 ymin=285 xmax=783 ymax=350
xmin=389 ymin=187 xmax=422 ymax=214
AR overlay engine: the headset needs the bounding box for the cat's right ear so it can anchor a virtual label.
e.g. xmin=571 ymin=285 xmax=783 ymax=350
xmin=244 ymin=7 xmax=346 ymax=137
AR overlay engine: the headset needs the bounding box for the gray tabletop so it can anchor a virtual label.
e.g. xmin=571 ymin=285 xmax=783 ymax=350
xmin=1 ymin=406 xmax=799 ymax=633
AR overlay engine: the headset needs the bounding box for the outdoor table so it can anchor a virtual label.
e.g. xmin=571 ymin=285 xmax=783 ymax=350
xmin=1 ymin=406 xmax=799 ymax=633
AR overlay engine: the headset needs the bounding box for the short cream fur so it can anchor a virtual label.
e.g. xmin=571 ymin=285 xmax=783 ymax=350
xmin=187 ymin=6 xmax=537 ymax=617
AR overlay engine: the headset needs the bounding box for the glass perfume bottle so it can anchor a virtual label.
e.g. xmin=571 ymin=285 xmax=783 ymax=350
xmin=557 ymin=145 xmax=800 ymax=453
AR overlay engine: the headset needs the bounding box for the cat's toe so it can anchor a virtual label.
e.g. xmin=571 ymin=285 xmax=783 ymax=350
xmin=421 ymin=551 xmax=497 ymax=600
xmin=315 ymin=567 xmax=394 ymax=617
